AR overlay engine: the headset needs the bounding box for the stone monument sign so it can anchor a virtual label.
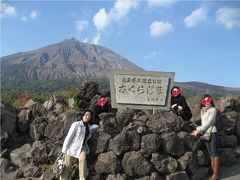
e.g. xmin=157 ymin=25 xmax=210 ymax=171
xmin=109 ymin=70 xmax=175 ymax=110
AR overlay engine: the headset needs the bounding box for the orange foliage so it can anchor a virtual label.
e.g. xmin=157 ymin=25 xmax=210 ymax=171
xmin=17 ymin=91 xmax=32 ymax=107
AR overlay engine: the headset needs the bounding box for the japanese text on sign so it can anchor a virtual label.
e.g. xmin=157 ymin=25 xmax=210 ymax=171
xmin=114 ymin=74 xmax=169 ymax=105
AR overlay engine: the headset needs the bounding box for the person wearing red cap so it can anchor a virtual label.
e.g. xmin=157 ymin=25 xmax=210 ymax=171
xmin=91 ymin=96 xmax=111 ymax=125
xmin=191 ymin=94 xmax=219 ymax=180
xmin=170 ymin=86 xmax=192 ymax=121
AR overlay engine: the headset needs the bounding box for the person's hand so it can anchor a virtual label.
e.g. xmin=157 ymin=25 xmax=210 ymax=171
xmin=178 ymin=106 xmax=183 ymax=110
xmin=191 ymin=130 xmax=198 ymax=137
xmin=171 ymin=104 xmax=177 ymax=108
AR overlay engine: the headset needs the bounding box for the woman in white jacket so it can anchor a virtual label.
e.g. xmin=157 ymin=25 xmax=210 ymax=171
xmin=60 ymin=110 xmax=92 ymax=180
xmin=191 ymin=94 xmax=219 ymax=180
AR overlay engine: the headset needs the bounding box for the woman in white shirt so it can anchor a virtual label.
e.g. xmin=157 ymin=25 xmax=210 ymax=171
xmin=60 ymin=110 xmax=92 ymax=180
xmin=191 ymin=94 xmax=219 ymax=180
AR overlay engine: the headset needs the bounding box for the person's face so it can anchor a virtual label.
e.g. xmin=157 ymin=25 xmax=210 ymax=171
xmin=83 ymin=111 xmax=91 ymax=123
xmin=201 ymin=97 xmax=212 ymax=107
xmin=172 ymin=88 xmax=181 ymax=97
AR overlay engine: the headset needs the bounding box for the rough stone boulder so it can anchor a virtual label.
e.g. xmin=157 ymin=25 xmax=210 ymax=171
xmin=108 ymin=124 xmax=140 ymax=155
xmin=177 ymin=152 xmax=198 ymax=174
xmin=217 ymin=135 xmax=238 ymax=148
xmin=218 ymin=148 xmax=238 ymax=165
xmin=40 ymin=168 xmax=56 ymax=180
xmin=50 ymin=96 xmax=68 ymax=116
xmin=0 ymin=158 xmax=9 ymax=174
xmin=122 ymin=151 xmax=152 ymax=177
xmin=217 ymin=111 xmax=239 ymax=135
xmin=151 ymin=153 xmax=178 ymax=174
xmin=45 ymin=111 xmax=78 ymax=141
xmin=53 ymin=96 xmax=66 ymax=104
xmin=30 ymin=117 xmax=48 ymax=141
xmin=115 ymin=109 xmax=135 ymax=129
xmin=68 ymin=98 xmax=75 ymax=108
xmin=21 ymin=165 xmax=43 ymax=178
xmin=44 ymin=116 xmax=64 ymax=140
xmin=95 ymin=151 xmax=121 ymax=174
xmin=146 ymin=111 xmax=184 ymax=135
xmin=28 ymin=102 xmax=47 ymax=118
xmin=10 ymin=144 xmax=32 ymax=167
xmin=166 ymin=171 xmax=189 ymax=180
xmin=23 ymin=99 xmax=36 ymax=109
xmin=89 ymin=131 xmax=111 ymax=155
xmin=46 ymin=141 xmax=62 ymax=164
xmin=106 ymin=174 xmax=127 ymax=180
xmin=236 ymin=118 xmax=240 ymax=143
xmin=52 ymin=103 xmax=65 ymax=116
xmin=197 ymin=150 xmax=210 ymax=166
xmin=140 ymin=133 xmax=162 ymax=157
xmin=74 ymin=80 xmax=99 ymax=110
xmin=178 ymin=131 xmax=201 ymax=152
xmin=1 ymin=103 xmax=17 ymax=135
xmin=62 ymin=111 xmax=80 ymax=137
xmin=190 ymin=167 xmax=209 ymax=180
xmin=162 ymin=132 xmax=185 ymax=156
xmin=100 ymin=110 xmax=134 ymax=137
xmin=136 ymin=125 xmax=148 ymax=135
xmin=89 ymin=94 xmax=101 ymax=110
xmin=30 ymin=141 xmax=48 ymax=164
xmin=3 ymin=94 xmax=240 ymax=179
xmin=216 ymin=96 xmax=240 ymax=112
xmin=1 ymin=129 xmax=8 ymax=149
xmin=43 ymin=97 xmax=54 ymax=111
xmin=43 ymin=96 xmax=68 ymax=115
xmin=135 ymin=172 xmax=163 ymax=180
xmin=135 ymin=114 xmax=148 ymax=123
xmin=18 ymin=109 xmax=30 ymax=133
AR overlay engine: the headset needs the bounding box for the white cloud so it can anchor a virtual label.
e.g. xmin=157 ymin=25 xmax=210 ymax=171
xmin=20 ymin=10 xmax=39 ymax=22
xmin=83 ymin=37 xmax=88 ymax=43
xmin=216 ymin=7 xmax=240 ymax=29
xmin=21 ymin=16 xmax=28 ymax=22
xmin=0 ymin=2 xmax=17 ymax=19
xmin=110 ymin=0 xmax=138 ymax=21
xmin=92 ymin=33 xmax=101 ymax=45
xmin=75 ymin=20 xmax=89 ymax=31
xmin=93 ymin=8 xmax=109 ymax=31
xmin=148 ymin=0 xmax=178 ymax=8
xmin=143 ymin=50 xmax=161 ymax=60
xmin=150 ymin=21 xmax=174 ymax=37
xmin=93 ymin=0 xmax=139 ymax=31
xmin=30 ymin=10 xmax=38 ymax=20
xmin=184 ymin=7 xmax=208 ymax=27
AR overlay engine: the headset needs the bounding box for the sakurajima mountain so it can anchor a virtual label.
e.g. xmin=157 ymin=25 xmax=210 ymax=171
xmin=1 ymin=37 xmax=239 ymax=96
xmin=1 ymin=37 xmax=142 ymax=81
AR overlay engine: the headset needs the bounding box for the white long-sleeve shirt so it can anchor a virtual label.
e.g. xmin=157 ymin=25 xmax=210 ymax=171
xmin=62 ymin=121 xmax=91 ymax=158
xmin=196 ymin=106 xmax=217 ymax=135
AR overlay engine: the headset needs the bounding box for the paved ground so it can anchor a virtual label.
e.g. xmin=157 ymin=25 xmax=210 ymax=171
xmin=2 ymin=164 xmax=240 ymax=180
xmin=219 ymin=163 xmax=240 ymax=180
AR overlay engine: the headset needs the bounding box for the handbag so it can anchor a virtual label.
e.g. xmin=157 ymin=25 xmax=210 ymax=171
xmin=199 ymin=124 xmax=214 ymax=142
xmin=199 ymin=133 xmax=212 ymax=141
xmin=52 ymin=153 xmax=65 ymax=176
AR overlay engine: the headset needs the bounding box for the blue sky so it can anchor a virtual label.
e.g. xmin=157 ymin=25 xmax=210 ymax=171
xmin=1 ymin=0 xmax=240 ymax=87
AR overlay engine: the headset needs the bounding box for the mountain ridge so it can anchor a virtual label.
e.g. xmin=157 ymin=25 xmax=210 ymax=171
xmin=1 ymin=37 xmax=239 ymax=97
xmin=1 ymin=37 xmax=142 ymax=81
xmin=175 ymin=81 xmax=240 ymax=97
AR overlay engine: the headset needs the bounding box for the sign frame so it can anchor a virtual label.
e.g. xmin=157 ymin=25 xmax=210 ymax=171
xmin=109 ymin=70 xmax=175 ymax=110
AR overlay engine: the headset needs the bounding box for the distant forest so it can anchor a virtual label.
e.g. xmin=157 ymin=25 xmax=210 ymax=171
xmin=1 ymin=78 xmax=109 ymax=107
xmin=1 ymin=78 xmax=238 ymax=117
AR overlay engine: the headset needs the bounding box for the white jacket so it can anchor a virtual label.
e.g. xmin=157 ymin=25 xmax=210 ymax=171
xmin=196 ymin=107 xmax=217 ymax=136
xmin=62 ymin=121 xmax=92 ymax=158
